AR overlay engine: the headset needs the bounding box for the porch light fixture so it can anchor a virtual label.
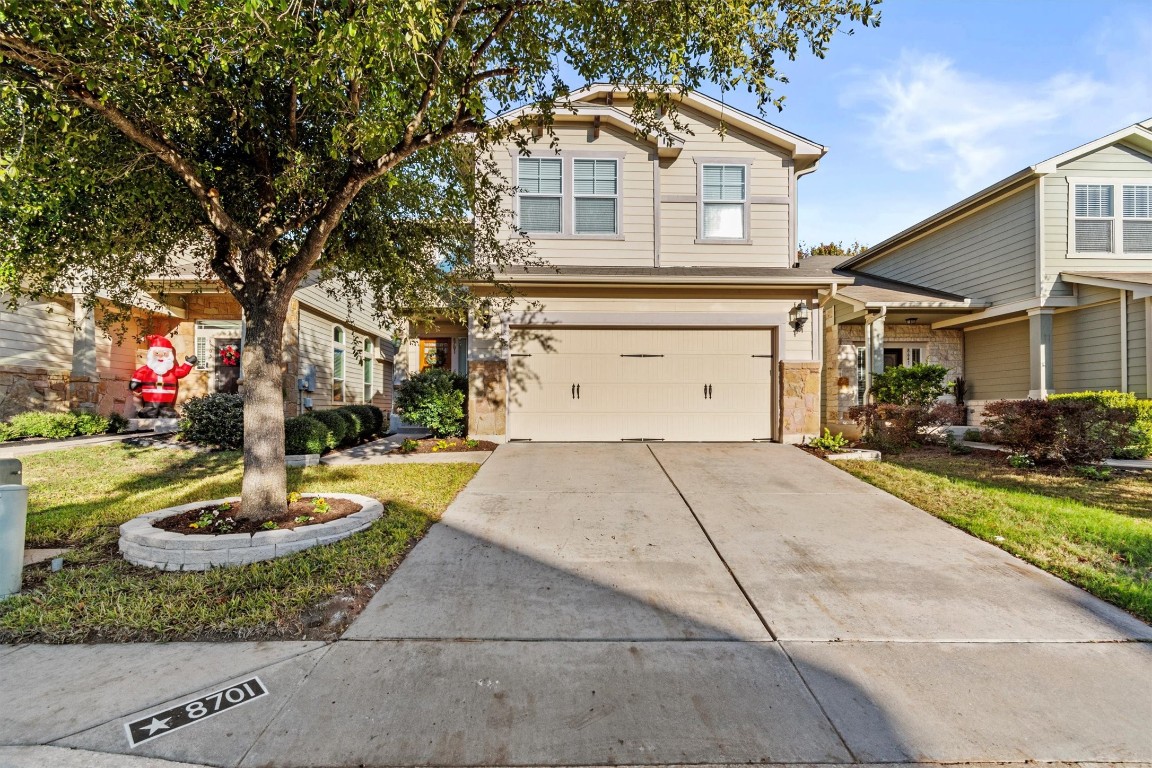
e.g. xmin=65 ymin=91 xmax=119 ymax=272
xmin=905 ymin=317 xmax=919 ymax=325
xmin=789 ymin=301 xmax=809 ymax=332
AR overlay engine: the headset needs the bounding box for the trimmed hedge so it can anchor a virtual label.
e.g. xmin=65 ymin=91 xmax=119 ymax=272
xmin=284 ymin=415 xmax=332 ymax=455
xmin=1048 ymin=391 xmax=1152 ymax=459
xmin=179 ymin=393 xmax=245 ymax=450
xmin=333 ymin=408 xmax=362 ymax=446
xmin=341 ymin=404 xmax=377 ymax=439
xmin=366 ymin=404 xmax=386 ymax=435
xmin=308 ymin=409 xmax=347 ymax=449
xmin=2 ymin=410 xmax=125 ymax=441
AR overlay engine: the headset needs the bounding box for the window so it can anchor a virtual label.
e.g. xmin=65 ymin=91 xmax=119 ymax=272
xmin=363 ymin=338 xmax=374 ymax=403
xmin=332 ymin=325 xmax=345 ymax=402
xmin=1071 ymin=180 xmax=1152 ymax=255
xmin=517 ymin=158 xmax=562 ymax=233
xmin=1122 ymin=184 xmax=1152 ymax=253
xmin=701 ymin=164 xmax=747 ymax=239
xmin=1074 ymin=184 xmax=1114 ymax=252
xmin=573 ymin=159 xmax=618 ymax=234
xmin=193 ymin=320 xmax=243 ymax=371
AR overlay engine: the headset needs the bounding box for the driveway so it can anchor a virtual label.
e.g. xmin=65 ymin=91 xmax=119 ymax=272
xmin=16 ymin=443 xmax=1152 ymax=767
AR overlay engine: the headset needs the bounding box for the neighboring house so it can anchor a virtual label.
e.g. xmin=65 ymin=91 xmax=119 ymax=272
xmin=0 ymin=273 xmax=395 ymax=420
xmin=830 ymin=118 xmax=1152 ymax=426
xmin=399 ymin=84 xmax=838 ymax=443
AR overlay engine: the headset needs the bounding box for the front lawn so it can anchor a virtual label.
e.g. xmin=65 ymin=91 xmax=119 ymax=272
xmin=838 ymin=448 xmax=1152 ymax=624
xmin=0 ymin=445 xmax=477 ymax=643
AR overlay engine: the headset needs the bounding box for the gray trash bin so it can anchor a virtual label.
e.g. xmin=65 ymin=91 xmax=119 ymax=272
xmin=0 ymin=459 xmax=27 ymax=598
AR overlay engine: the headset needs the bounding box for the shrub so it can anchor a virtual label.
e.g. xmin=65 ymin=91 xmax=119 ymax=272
xmin=963 ymin=428 xmax=983 ymax=442
xmin=9 ymin=411 xmax=81 ymax=439
xmin=179 ymin=393 xmax=244 ymax=450
xmin=809 ymin=428 xmax=850 ymax=452
xmin=366 ymin=404 xmax=386 ymax=435
xmin=308 ymin=409 xmax=346 ymax=449
xmin=398 ymin=438 xmax=419 ymax=454
xmin=0 ymin=423 xmax=17 ymax=442
xmin=394 ymin=368 xmax=467 ymax=438
xmin=106 ymin=412 xmax=129 ymax=434
xmin=848 ymin=403 xmax=931 ymax=453
xmin=1048 ymin=391 xmax=1152 ymax=459
xmin=333 ymin=408 xmax=362 ymax=446
xmin=343 ymin=404 xmax=377 ymax=439
xmin=871 ymin=364 xmax=951 ymax=408
xmin=982 ymin=398 xmax=1133 ymax=465
xmin=1008 ymin=453 xmax=1035 ymax=469
xmin=284 ymin=415 xmax=331 ymax=455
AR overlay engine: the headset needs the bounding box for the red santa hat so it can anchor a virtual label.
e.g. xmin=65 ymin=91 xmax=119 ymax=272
xmin=147 ymin=334 xmax=175 ymax=351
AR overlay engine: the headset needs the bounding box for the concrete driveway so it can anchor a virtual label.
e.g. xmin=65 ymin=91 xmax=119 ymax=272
xmin=18 ymin=443 xmax=1152 ymax=767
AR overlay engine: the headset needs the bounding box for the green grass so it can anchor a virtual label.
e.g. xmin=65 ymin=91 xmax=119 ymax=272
xmin=0 ymin=444 xmax=478 ymax=643
xmin=839 ymin=449 xmax=1152 ymax=623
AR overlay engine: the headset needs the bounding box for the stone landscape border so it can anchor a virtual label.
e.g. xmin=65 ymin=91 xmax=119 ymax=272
xmin=118 ymin=492 xmax=383 ymax=571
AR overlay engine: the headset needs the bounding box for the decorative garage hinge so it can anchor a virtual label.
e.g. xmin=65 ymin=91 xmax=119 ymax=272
xmin=620 ymin=353 xmax=664 ymax=358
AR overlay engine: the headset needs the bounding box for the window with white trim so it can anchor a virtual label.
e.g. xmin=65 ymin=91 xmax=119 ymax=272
xmin=1071 ymin=181 xmax=1152 ymax=255
xmin=1074 ymin=184 xmax=1114 ymax=252
xmin=573 ymin=159 xmax=618 ymax=234
xmin=332 ymin=325 xmax=345 ymax=402
xmin=517 ymin=158 xmax=562 ymax=233
xmin=1122 ymin=184 xmax=1152 ymax=253
xmin=362 ymin=338 xmax=374 ymax=403
xmin=701 ymin=164 xmax=747 ymax=239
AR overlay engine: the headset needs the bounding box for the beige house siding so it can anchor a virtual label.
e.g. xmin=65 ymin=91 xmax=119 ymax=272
xmin=0 ymin=301 xmax=73 ymax=370
xmin=1128 ymin=294 xmax=1147 ymax=397
xmin=857 ymin=186 xmax=1037 ymax=305
xmin=963 ymin=320 xmax=1030 ymax=401
xmin=297 ymin=305 xmax=393 ymax=412
xmin=1043 ymin=142 xmax=1152 ymax=295
xmin=493 ymin=102 xmax=796 ymax=270
xmin=1052 ymin=300 xmax=1122 ymax=393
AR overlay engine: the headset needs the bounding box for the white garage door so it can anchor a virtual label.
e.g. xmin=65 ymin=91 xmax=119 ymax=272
xmin=508 ymin=328 xmax=774 ymax=441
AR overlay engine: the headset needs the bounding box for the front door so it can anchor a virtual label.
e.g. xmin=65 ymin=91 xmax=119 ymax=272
xmin=419 ymin=338 xmax=452 ymax=371
xmin=213 ymin=337 xmax=242 ymax=393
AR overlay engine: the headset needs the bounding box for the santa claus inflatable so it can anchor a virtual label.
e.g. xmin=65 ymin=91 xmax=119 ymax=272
xmin=129 ymin=335 xmax=198 ymax=418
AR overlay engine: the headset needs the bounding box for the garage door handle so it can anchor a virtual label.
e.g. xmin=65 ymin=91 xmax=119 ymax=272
xmin=571 ymin=384 xmax=576 ymax=400
xmin=576 ymin=384 xmax=581 ymax=399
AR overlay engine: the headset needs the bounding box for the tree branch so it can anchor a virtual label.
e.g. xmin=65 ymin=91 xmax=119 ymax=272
xmin=0 ymin=33 xmax=253 ymax=248
xmin=400 ymin=0 xmax=470 ymax=150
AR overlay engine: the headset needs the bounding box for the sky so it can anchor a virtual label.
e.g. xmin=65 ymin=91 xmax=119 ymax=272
xmin=693 ymin=0 xmax=1152 ymax=249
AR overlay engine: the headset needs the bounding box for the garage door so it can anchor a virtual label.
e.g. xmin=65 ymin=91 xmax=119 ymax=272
xmin=508 ymin=328 xmax=774 ymax=441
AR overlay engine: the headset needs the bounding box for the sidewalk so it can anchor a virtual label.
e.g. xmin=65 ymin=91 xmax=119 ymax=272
xmin=0 ymin=432 xmax=154 ymax=460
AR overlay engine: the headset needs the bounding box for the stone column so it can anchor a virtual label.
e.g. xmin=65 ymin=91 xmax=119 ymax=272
xmin=1027 ymin=308 xmax=1054 ymax=399
xmin=780 ymin=361 xmax=822 ymax=443
xmin=467 ymin=360 xmax=507 ymax=441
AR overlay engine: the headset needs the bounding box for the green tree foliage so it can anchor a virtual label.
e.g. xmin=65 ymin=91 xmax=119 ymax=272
xmin=0 ymin=0 xmax=879 ymax=516
xmin=797 ymin=240 xmax=868 ymax=260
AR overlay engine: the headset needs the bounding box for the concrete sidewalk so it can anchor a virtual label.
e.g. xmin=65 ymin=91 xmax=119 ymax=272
xmin=1 ymin=443 xmax=1149 ymax=767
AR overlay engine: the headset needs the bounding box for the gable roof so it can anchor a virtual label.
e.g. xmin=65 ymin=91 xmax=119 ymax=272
xmin=840 ymin=119 xmax=1152 ymax=270
xmin=495 ymin=101 xmax=686 ymax=158
xmin=495 ymin=84 xmax=826 ymax=167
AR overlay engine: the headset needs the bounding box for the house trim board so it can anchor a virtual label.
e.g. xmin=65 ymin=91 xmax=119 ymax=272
xmin=931 ymin=296 xmax=1078 ymax=330
xmin=1120 ymin=290 xmax=1129 ymax=393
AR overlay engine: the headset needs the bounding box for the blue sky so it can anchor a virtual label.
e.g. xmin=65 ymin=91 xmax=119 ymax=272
xmin=696 ymin=0 xmax=1152 ymax=249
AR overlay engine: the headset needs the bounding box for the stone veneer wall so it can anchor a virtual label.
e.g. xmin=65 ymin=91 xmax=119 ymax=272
xmin=780 ymin=361 xmax=821 ymax=442
xmin=468 ymin=360 xmax=507 ymax=440
xmin=827 ymin=323 xmax=964 ymax=423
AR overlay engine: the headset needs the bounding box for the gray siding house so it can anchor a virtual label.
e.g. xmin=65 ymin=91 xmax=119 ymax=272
xmin=829 ymin=119 xmax=1152 ymax=425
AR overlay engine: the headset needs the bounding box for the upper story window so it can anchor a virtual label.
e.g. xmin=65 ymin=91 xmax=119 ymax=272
xmin=573 ymin=159 xmax=618 ymax=234
xmin=516 ymin=155 xmax=621 ymax=237
xmin=700 ymin=164 xmax=747 ymax=240
xmin=517 ymin=158 xmax=563 ymax=233
xmin=1072 ymin=181 xmax=1152 ymax=255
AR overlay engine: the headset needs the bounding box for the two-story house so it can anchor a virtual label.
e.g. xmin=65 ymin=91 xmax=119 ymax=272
xmin=400 ymin=85 xmax=850 ymax=443
xmin=827 ymin=119 xmax=1152 ymax=427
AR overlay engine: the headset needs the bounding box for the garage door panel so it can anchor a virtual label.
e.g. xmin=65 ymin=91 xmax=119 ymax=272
xmin=509 ymin=328 xmax=776 ymax=442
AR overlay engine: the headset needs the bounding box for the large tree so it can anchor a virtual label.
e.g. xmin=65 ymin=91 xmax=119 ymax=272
xmin=0 ymin=0 xmax=879 ymax=518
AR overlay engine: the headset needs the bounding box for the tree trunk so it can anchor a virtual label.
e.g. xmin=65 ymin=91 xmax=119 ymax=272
xmin=236 ymin=294 xmax=292 ymax=520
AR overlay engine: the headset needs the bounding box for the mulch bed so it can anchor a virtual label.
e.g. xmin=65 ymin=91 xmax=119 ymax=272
xmin=398 ymin=437 xmax=498 ymax=454
xmin=154 ymin=497 xmax=362 ymax=536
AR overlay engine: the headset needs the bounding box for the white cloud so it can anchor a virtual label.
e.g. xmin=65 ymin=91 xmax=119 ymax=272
xmin=846 ymin=27 xmax=1152 ymax=193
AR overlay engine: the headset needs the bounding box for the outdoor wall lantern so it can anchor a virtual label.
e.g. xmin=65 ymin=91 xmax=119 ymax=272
xmin=789 ymin=301 xmax=809 ymax=332
xmin=905 ymin=317 xmax=919 ymax=325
